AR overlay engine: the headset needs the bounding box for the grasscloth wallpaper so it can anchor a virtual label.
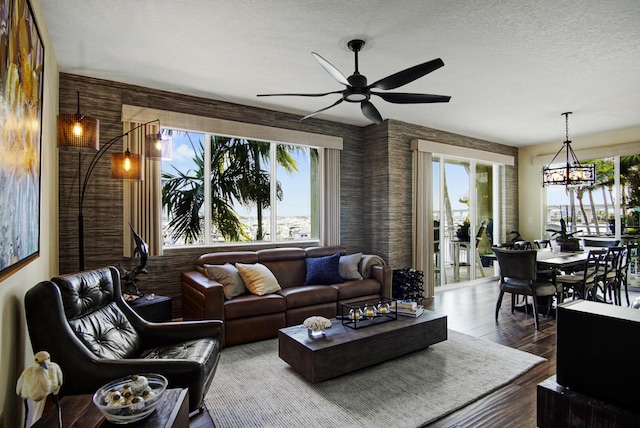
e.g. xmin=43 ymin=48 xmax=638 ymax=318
xmin=58 ymin=73 xmax=517 ymax=318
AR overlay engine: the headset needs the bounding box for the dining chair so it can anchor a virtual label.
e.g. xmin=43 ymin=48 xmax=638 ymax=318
xmin=598 ymin=246 xmax=626 ymax=305
xmin=513 ymin=240 xmax=533 ymax=250
xmin=555 ymin=249 xmax=607 ymax=302
xmin=619 ymin=243 xmax=637 ymax=306
xmin=534 ymin=239 xmax=551 ymax=250
xmin=493 ymin=248 xmax=557 ymax=330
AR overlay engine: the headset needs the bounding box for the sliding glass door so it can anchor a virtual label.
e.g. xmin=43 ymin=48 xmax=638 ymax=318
xmin=433 ymin=157 xmax=496 ymax=286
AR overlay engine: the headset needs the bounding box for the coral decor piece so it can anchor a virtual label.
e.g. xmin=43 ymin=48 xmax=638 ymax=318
xmin=303 ymin=316 xmax=332 ymax=338
xmin=303 ymin=316 xmax=332 ymax=331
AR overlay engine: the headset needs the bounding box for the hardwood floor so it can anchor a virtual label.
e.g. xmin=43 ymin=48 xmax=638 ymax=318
xmin=426 ymin=279 xmax=558 ymax=428
xmin=191 ymin=279 xmax=640 ymax=427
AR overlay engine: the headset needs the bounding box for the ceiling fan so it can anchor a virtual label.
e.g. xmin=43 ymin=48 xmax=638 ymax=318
xmin=257 ymin=39 xmax=451 ymax=125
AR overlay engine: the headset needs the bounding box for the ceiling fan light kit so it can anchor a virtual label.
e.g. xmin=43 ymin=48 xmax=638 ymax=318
xmin=257 ymin=39 xmax=451 ymax=124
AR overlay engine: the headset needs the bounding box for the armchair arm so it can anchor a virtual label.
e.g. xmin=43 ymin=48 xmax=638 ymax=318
xmin=138 ymin=319 xmax=223 ymax=349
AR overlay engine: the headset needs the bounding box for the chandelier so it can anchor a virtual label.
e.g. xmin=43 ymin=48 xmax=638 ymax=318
xmin=542 ymin=112 xmax=596 ymax=187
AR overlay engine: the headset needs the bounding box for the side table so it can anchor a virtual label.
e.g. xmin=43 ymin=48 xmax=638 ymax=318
xmin=33 ymin=388 xmax=189 ymax=427
xmin=128 ymin=295 xmax=172 ymax=322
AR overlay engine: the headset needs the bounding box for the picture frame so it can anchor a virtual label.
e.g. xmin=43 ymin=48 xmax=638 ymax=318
xmin=0 ymin=0 xmax=44 ymax=280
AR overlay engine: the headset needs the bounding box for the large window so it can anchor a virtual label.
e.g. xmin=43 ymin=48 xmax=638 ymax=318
xmin=161 ymin=130 xmax=320 ymax=247
xmin=544 ymin=155 xmax=640 ymax=237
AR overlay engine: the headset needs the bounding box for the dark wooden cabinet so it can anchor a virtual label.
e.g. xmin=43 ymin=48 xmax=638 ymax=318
xmin=128 ymin=295 xmax=172 ymax=322
xmin=538 ymin=300 xmax=640 ymax=426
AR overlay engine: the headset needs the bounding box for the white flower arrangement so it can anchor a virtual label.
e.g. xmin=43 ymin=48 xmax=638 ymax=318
xmin=303 ymin=316 xmax=332 ymax=331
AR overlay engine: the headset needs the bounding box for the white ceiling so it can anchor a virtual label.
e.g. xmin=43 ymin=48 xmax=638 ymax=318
xmin=40 ymin=0 xmax=640 ymax=147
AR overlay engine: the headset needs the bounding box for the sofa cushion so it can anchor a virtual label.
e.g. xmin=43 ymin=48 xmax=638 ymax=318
xmin=339 ymin=253 xmax=364 ymax=280
xmin=331 ymin=278 xmax=382 ymax=301
xmin=236 ymin=263 xmax=282 ymax=296
xmin=304 ymin=252 xmax=343 ymax=285
xmin=204 ymin=263 xmax=246 ymax=299
xmin=278 ymin=285 xmax=338 ymax=309
xmin=224 ymin=293 xmax=286 ymax=320
xmin=257 ymin=248 xmax=307 ymax=289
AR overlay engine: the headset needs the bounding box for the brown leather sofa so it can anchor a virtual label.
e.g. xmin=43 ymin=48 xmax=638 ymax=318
xmin=181 ymin=246 xmax=391 ymax=346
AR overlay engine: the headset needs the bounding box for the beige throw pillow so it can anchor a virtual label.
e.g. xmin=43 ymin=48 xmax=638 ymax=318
xmin=339 ymin=252 xmax=364 ymax=280
xmin=204 ymin=263 xmax=247 ymax=300
xmin=236 ymin=262 xmax=281 ymax=296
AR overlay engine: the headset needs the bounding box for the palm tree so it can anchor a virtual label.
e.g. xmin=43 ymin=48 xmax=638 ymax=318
xmin=225 ymin=139 xmax=302 ymax=240
xmin=163 ymin=135 xmax=250 ymax=243
xmin=162 ymin=134 xmax=303 ymax=243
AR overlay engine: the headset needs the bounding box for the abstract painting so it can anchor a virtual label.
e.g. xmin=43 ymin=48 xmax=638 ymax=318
xmin=0 ymin=0 xmax=44 ymax=280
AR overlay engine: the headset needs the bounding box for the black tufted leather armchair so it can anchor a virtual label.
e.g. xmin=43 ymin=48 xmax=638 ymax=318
xmin=24 ymin=266 xmax=223 ymax=413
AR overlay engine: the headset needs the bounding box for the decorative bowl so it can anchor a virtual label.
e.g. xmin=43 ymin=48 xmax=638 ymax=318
xmin=92 ymin=373 xmax=167 ymax=424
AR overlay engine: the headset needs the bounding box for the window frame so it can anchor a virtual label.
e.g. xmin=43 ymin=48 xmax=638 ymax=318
xmin=121 ymin=105 xmax=343 ymax=250
xmin=162 ymin=131 xmax=321 ymax=246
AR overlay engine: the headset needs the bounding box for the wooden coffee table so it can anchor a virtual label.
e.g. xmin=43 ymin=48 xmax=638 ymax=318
xmin=278 ymin=310 xmax=447 ymax=383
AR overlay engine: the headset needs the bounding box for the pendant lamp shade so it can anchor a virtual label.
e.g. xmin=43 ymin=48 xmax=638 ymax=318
xmin=145 ymin=132 xmax=173 ymax=160
xmin=111 ymin=150 xmax=144 ymax=181
xmin=57 ymin=92 xmax=100 ymax=150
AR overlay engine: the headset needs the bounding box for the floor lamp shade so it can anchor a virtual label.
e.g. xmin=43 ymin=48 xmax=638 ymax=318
xmin=57 ymin=113 xmax=100 ymax=150
xmin=111 ymin=151 xmax=144 ymax=180
xmin=145 ymin=132 xmax=173 ymax=160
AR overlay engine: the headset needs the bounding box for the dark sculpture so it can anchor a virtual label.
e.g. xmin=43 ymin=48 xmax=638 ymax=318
xmin=130 ymin=224 xmax=149 ymax=275
xmin=120 ymin=225 xmax=150 ymax=297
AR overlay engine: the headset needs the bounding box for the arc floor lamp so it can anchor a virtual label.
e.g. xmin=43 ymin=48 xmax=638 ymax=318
xmin=57 ymin=92 xmax=170 ymax=270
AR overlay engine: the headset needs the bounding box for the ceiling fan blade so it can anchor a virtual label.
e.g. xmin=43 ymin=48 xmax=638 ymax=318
xmin=300 ymin=98 xmax=344 ymax=121
xmin=361 ymin=101 xmax=383 ymax=125
xmin=369 ymin=58 xmax=445 ymax=91
xmin=372 ymin=92 xmax=451 ymax=104
xmin=312 ymin=52 xmax=350 ymax=86
xmin=257 ymin=90 xmax=343 ymax=98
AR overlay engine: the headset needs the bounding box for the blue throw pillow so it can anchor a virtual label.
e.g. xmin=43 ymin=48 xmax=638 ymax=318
xmin=304 ymin=252 xmax=344 ymax=285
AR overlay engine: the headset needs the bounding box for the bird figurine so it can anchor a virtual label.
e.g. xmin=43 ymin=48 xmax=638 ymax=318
xmin=16 ymin=351 xmax=63 ymax=428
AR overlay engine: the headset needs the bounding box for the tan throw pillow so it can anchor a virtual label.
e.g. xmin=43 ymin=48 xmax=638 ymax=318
xmin=204 ymin=263 xmax=247 ymax=300
xmin=236 ymin=263 xmax=281 ymax=296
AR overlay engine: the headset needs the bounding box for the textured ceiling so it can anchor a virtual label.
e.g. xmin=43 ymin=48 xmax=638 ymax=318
xmin=40 ymin=0 xmax=640 ymax=147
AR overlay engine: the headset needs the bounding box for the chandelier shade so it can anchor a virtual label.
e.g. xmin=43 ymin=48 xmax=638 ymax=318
xmin=542 ymin=112 xmax=596 ymax=187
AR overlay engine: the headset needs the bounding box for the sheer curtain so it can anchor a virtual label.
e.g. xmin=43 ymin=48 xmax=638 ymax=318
xmin=122 ymin=121 xmax=163 ymax=257
xmin=322 ymin=148 xmax=340 ymax=246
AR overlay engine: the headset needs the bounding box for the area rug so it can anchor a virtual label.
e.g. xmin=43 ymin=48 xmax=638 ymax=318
xmin=205 ymin=330 xmax=545 ymax=428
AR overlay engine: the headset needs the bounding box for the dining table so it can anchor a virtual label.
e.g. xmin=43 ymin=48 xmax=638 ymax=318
xmin=535 ymin=248 xmax=592 ymax=272
xmin=534 ymin=247 xmax=613 ymax=304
